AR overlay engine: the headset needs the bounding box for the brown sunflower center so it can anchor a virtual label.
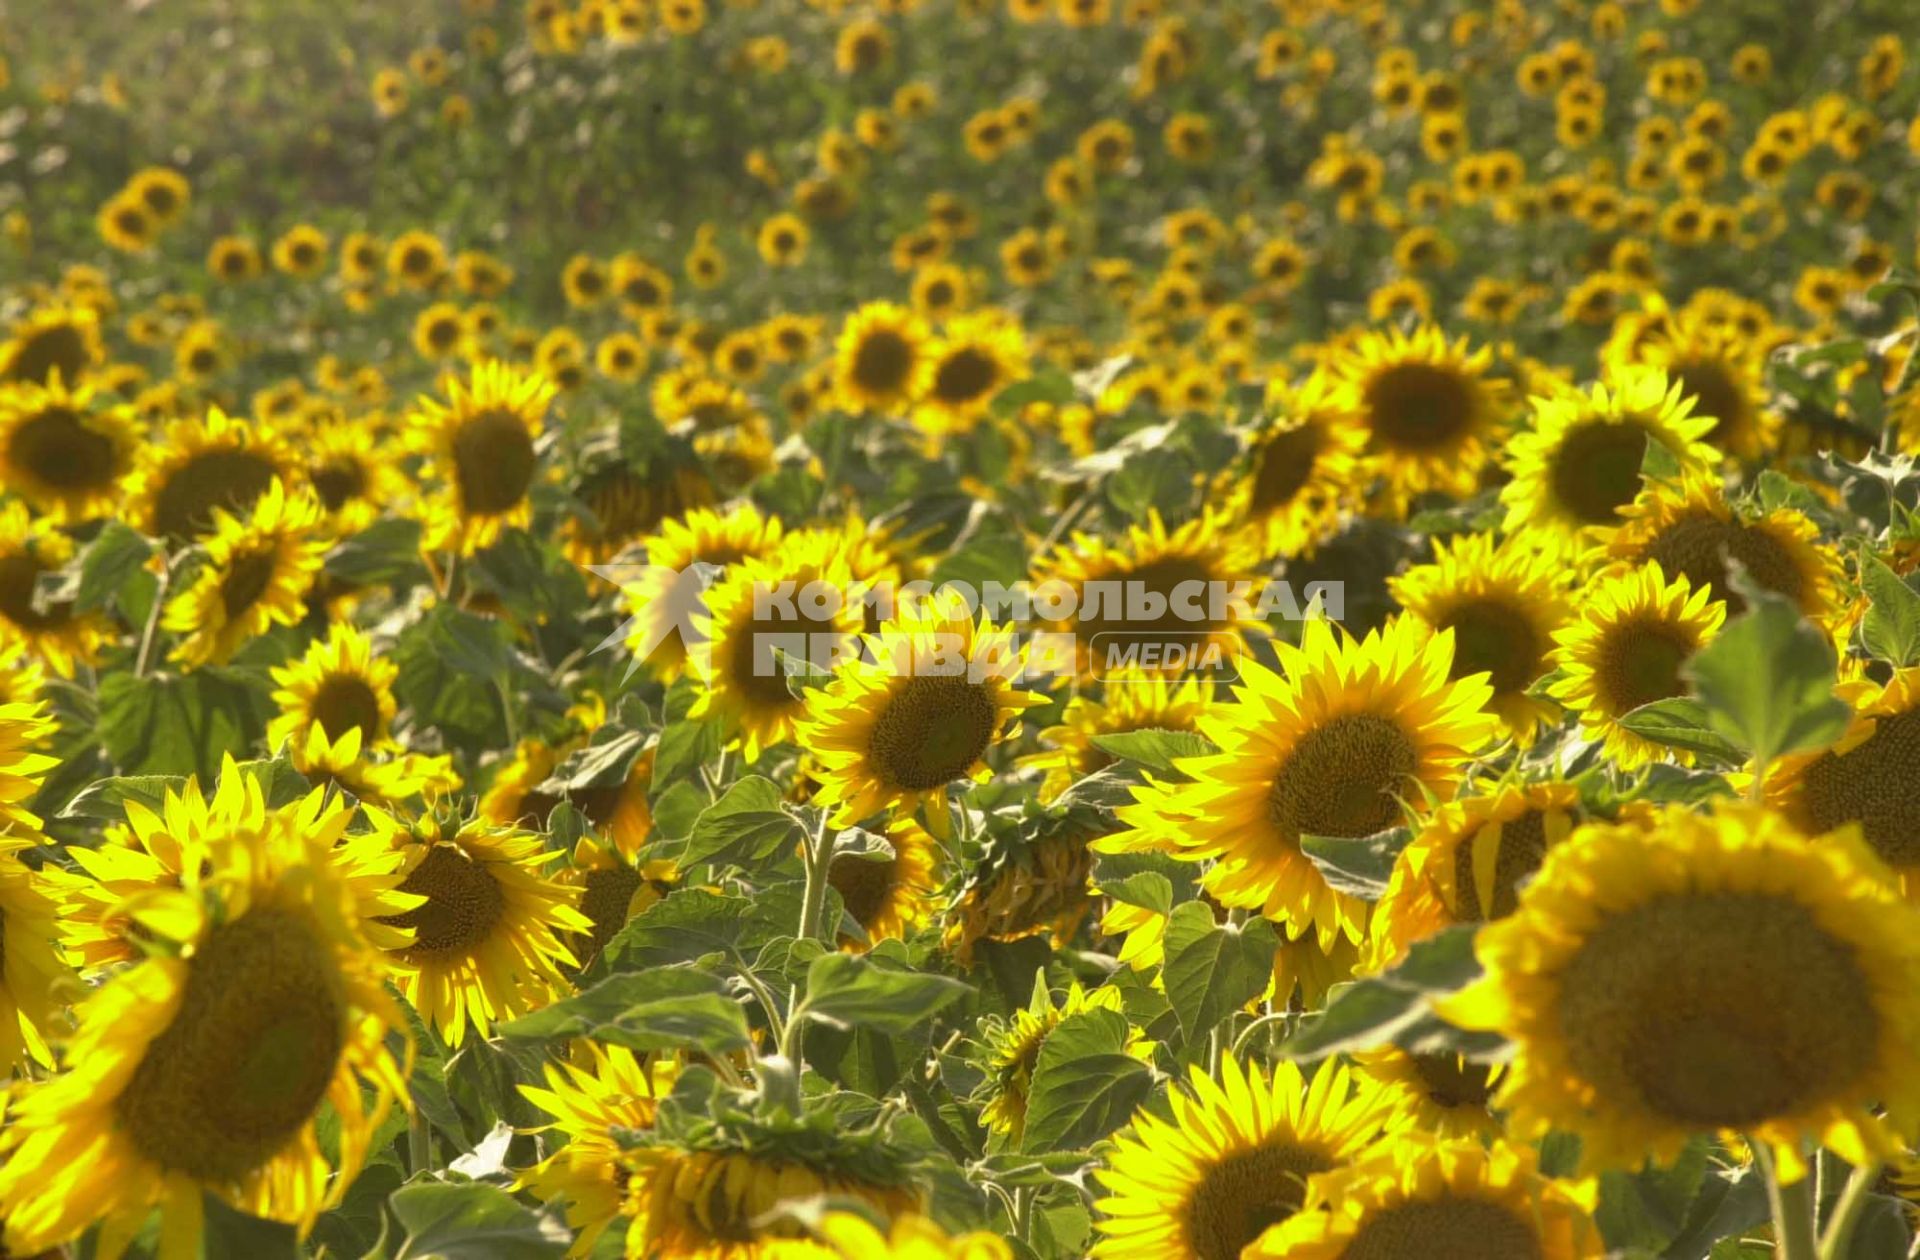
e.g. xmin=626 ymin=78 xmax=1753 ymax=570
xmin=1181 ymin=1140 xmax=1333 ymax=1260
xmin=0 ymin=552 xmax=73 ymax=631
xmin=1249 ymin=424 xmax=1323 ymax=513
xmin=867 ymin=674 xmax=1000 ymax=791
xmin=115 ymin=908 xmax=345 ymax=1182
xmin=1449 ymin=808 xmax=1551 ymax=921
xmin=1548 ymin=420 xmax=1652 ymax=525
xmin=828 ymin=852 xmax=896 ymax=930
xmin=312 ymin=672 xmax=383 ymax=743
xmin=1440 ymin=598 xmax=1540 ymax=695
xmin=221 ymin=546 xmax=282 ymax=620
xmin=578 ymin=863 xmax=644 ymax=964
xmin=9 ymin=405 xmax=120 ymax=492
xmin=380 ymin=845 xmax=509 ymax=958
xmin=1408 ymin=1053 xmax=1497 ymax=1109
xmin=1556 ymin=890 xmax=1879 ymax=1129
xmin=727 ymin=601 xmax=844 ymax=711
xmin=1596 ymin=615 xmax=1696 ymax=714
xmin=1073 ymin=555 xmax=1220 ymax=656
xmin=311 ymin=458 xmax=368 ymax=510
xmin=4 ymin=325 xmax=88 ymax=385
xmin=1635 ymin=512 xmax=1803 ymax=613
xmin=1363 ymin=362 xmax=1476 ymax=453
xmin=452 ymin=407 xmax=538 ymax=517
xmin=1674 ymin=359 xmax=1747 ymax=444
xmin=1797 ymin=709 xmax=1920 ymax=867
xmin=851 ymin=329 xmax=915 ymax=397
xmin=1268 ymin=713 xmax=1418 ymax=840
xmin=153 ymin=448 xmax=280 ymax=541
xmin=1343 ymin=1197 xmax=1544 ymax=1260
xmin=931 ymin=347 xmax=1001 ymax=406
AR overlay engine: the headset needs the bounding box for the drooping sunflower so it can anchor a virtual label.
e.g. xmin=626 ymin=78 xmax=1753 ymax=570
xmin=688 ymin=532 xmax=867 ymax=760
xmin=1092 ymin=1055 xmax=1390 ymax=1260
xmin=981 ymin=981 xmax=1154 ymax=1145
xmin=369 ymin=810 xmax=590 ymax=1045
xmin=1498 ymin=366 xmax=1720 ymax=551
xmin=1030 ymin=508 xmax=1268 ymax=681
xmin=1223 ymin=372 xmax=1366 ymax=562
xmin=615 ymin=503 xmax=785 ymax=680
xmin=0 ymin=501 xmax=112 ymax=676
xmin=1103 ymin=617 xmax=1499 ymax=948
xmin=1442 ymin=802 xmax=1920 ymax=1178
xmin=126 ymin=406 xmax=296 ymax=543
xmin=268 ymin=621 xmax=399 ymax=755
xmin=1244 ymin=1135 xmax=1601 ymax=1259
xmin=1324 ymin=324 xmax=1509 ymax=509
xmin=800 ymin=590 xmax=1039 ymax=835
xmin=515 ymin=1041 xmax=675 ymax=1257
xmin=162 ymin=480 xmax=328 ymax=669
xmin=1600 ymin=468 xmax=1840 ymax=621
xmin=410 ymin=359 xmax=557 ymax=555
xmin=1021 ymin=669 xmax=1214 ymax=801
xmin=0 ymin=375 xmax=141 ymax=522
xmin=0 ymin=303 xmax=105 ymax=386
xmin=0 ymin=769 xmax=416 ymax=1258
xmin=1546 ymin=561 xmax=1726 ymax=770
xmin=912 ymin=310 xmax=1029 ymax=435
xmin=1351 ymin=1047 xmax=1506 ymax=1141
xmin=1389 ymin=532 xmax=1573 ymax=742
xmin=833 ymin=301 xmax=933 ymax=415
xmin=945 ymin=815 xmax=1100 ymax=965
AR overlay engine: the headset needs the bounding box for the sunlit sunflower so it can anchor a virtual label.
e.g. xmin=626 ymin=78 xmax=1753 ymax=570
xmin=1325 ymin=324 xmax=1508 ymax=510
xmin=1223 ymin=372 xmax=1366 ymax=561
xmin=1389 ymin=533 xmax=1572 ymax=742
xmin=0 ymin=375 xmax=139 ymax=523
xmin=1031 ymin=508 xmax=1267 ymax=681
xmin=0 ymin=303 xmax=105 ymax=386
xmin=516 ymin=1041 xmax=675 ymax=1256
xmin=1022 ymin=670 xmax=1213 ymax=800
xmin=1600 ymin=468 xmax=1840 ymax=622
xmin=1444 ymin=802 xmax=1920 ymax=1179
xmin=0 ymin=501 xmax=112 ymax=676
xmin=800 ymin=590 xmax=1038 ymax=835
xmin=1546 ymin=561 xmax=1725 ymax=770
xmin=162 ymin=480 xmax=328 ymax=668
xmin=808 ymin=1212 xmax=1015 ymax=1260
xmin=1607 ymin=306 xmax=1775 ymax=460
xmin=0 ymin=768 xmax=415 ymax=1258
xmin=557 ymin=835 xmax=677 ymax=970
xmin=912 ymin=311 xmax=1029 ymax=435
xmin=834 ymin=301 xmax=933 ymax=414
xmin=824 ymin=816 xmax=942 ymax=949
xmin=688 ymin=533 xmax=867 ymax=760
xmin=1767 ymin=665 xmax=1920 ymax=897
xmin=981 ymin=981 xmax=1153 ymax=1144
xmin=126 ymin=406 xmax=297 ymax=543
xmin=1351 ymin=1048 xmax=1506 ymax=1141
xmin=0 ymin=817 xmax=70 ymax=1070
xmin=296 ymin=412 xmax=410 ymax=533
xmin=410 ymin=359 xmax=557 ymax=555
xmin=290 ymin=723 xmax=460 ymax=812
xmin=1092 ymin=1055 xmax=1390 ymax=1260
xmin=268 ymin=621 xmax=398 ymax=754
xmin=1102 ymin=617 xmax=1499 ymax=948
xmin=1365 ymin=780 xmax=1588 ymax=971
xmin=616 ymin=503 xmax=785 ymax=679
xmin=1245 ymin=1135 xmax=1600 ymax=1258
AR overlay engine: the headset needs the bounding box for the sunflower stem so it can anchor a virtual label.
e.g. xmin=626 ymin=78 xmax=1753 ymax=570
xmin=133 ymin=553 xmax=173 ymax=678
xmin=408 ymin=1110 xmax=433 ymax=1176
xmin=1757 ymin=1143 xmax=1819 ymax=1260
xmin=797 ymin=810 xmax=834 ymax=943
xmin=1818 ymin=1158 xmax=1883 ymax=1260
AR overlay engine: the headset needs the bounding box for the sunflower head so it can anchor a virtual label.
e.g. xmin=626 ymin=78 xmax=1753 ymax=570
xmin=834 ymin=301 xmax=934 ymax=414
xmin=162 ymin=479 xmax=329 ymax=669
xmin=0 ymin=304 xmax=105 ymax=387
xmin=127 ymin=406 xmax=297 ymax=544
xmin=981 ymin=981 xmax=1151 ymax=1144
xmin=1224 ymin=371 xmax=1365 ymax=560
xmin=410 ymin=359 xmax=557 ymax=555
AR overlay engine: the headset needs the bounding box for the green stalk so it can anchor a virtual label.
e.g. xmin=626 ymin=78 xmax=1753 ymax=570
xmin=1756 ymin=1143 xmax=1819 ymax=1260
xmin=1819 ymin=1159 xmax=1883 ymax=1260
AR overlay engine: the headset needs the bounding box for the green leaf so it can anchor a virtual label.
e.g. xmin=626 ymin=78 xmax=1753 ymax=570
xmin=1596 ymin=1136 xmax=1711 ymax=1255
xmin=1279 ymin=924 xmax=1496 ymax=1061
xmin=543 ymin=728 xmax=650 ymax=793
xmin=1859 ymin=551 xmax=1920 ymax=667
xmin=325 ymin=516 xmax=427 ymax=586
xmin=1159 ymin=902 xmax=1277 ymax=1048
xmin=203 ymin=1194 xmax=301 ymax=1259
xmin=75 ymin=521 xmax=154 ymax=613
xmin=57 ymin=773 xmax=186 ymax=823
xmin=1087 ymin=728 xmax=1217 ymax=775
xmin=496 ymin=969 xmax=750 ymax=1053
xmin=96 ymin=669 xmax=272 ymax=780
xmin=801 ymin=952 xmax=970 ymax=1034
xmin=1617 ymin=697 xmax=1746 ymax=765
xmin=1299 ymin=826 xmax=1411 ymax=899
xmin=598 ymin=888 xmax=763 ymax=970
xmin=651 ymin=676 xmax=723 ymax=790
xmin=393 ymin=604 xmax=517 ymax=746
xmin=389 ymin=1182 xmax=570 ymax=1260
xmin=1019 ymin=1007 xmax=1154 ymax=1153
xmin=1685 ymin=581 xmax=1852 ymax=765
xmin=682 ymin=776 xmax=804 ymax=869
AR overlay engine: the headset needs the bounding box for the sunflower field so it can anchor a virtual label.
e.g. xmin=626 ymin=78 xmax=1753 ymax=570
xmin=11 ymin=0 xmax=1920 ymax=1257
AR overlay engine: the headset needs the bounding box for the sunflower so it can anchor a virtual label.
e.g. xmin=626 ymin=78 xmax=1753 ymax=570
xmin=162 ymin=480 xmax=328 ymax=669
xmin=127 ymin=166 xmax=190 ymax=226
xmin=1102 ymin=617 xmax=1499 ymax=948
xmin=515 ymin=1041 xmax=674 ymax=1257
xmin=819 ymin=816 xmax=941 ymax=950
xmin=271 ymin=224 xmax=330 ymax=278
xmin=291 ymin=724 xmax=460 ymax=812
xmin=268 ymin=621 xmax=398 ymax=755
xmin=981 ymin=981 xmax=1152 ymax=1144
xmin=0 ymin=501 xmax=111 ymax=676
xmin=126 ymin=406 xmax=296 ymax=543
xmin=558 ymin=835 xmax=677 ymax=970
xmin=1092 ymin=1055 xmax=1390 ymax=1260
xmin=1325 ymin=324 xmax=1509 ymax=510
xmin=809 ymin=1213 xmax=1015 ymax=1260
xmin=800 ymin=590 xmax=1038 ymax=835
xmin=411 ymin=359 xmax=556 ymax=555
xmin=945 ymin=817 xmax=1100 ymax=964
xmin=833 ymin=302 xmax=933 ymax=415
xmin=97 ymin=193 xmax=156 ymax=252
xmin=1499 ymin=367 xmax=1720 ymax=552
xmin=368 ymin=809 xmax=590 ymax=1045
xmin=1022 ymin=670 xmax=1214 ymax=800
xmin=0 ymin=303 xmax=104 ymax=386
xmin=688 ymin=533 xmax=868 ymax=760
xmin=1607 ymin=306 xmax=1775 ymax=460
xmin=297 ymin=412 xmax=411 ymax=533
xmin=1442 ymin=802 xmax=1920 ymax=1179
xmin=1365 ymin=780 xmax=1588 ymax=973
xmin=1767 ymin=666 xmax=1920 ymax=896
xmin=1600 ymin=469 xmax=1840 ymax=621
xmin=1245 ymin=1135 xmax=1600 ymax=1259
xmin=0 ymin=769 xmax=415 ymax=1258
xmin=616 ymin=503 xmax=785 ymax=679
xmin=1223 ymin=372 xmax=1365 ymax=561
xmin=1545 ymin=561 xmax=1726 ymax=770
xmin=1351 ymin=1048 xmax=1506 ymax=1141
xmin=912 ymin=311 xmax=1029 ymax=435
xmin=1030 ymin=508 xmax=1267 ymax=681
xmin=1388 ymin=532 xmax=1573 ymax=741
xmin=0 ymin=734 xmax=69 ymax=1068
